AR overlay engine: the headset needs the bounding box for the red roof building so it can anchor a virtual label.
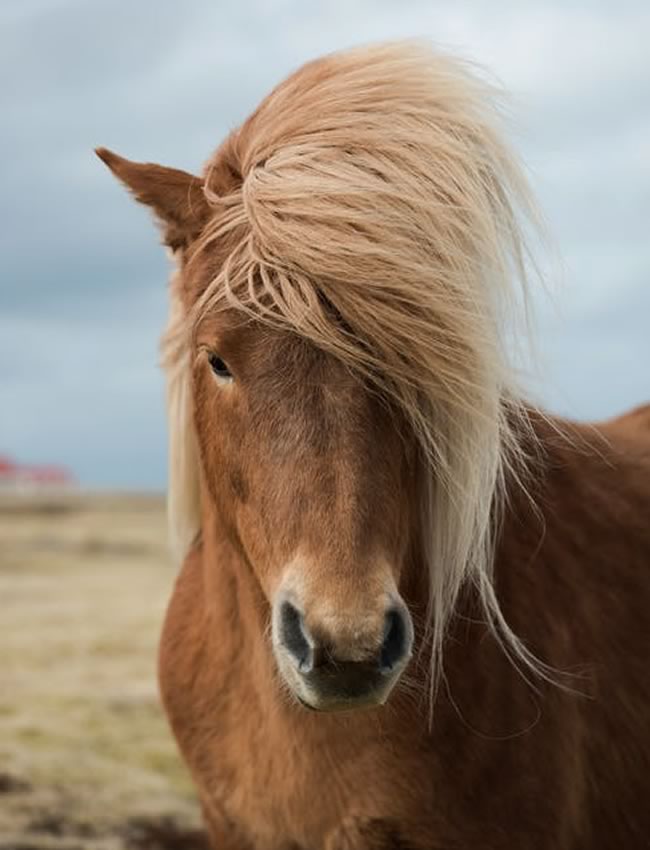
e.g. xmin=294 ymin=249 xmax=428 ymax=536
xmin=0 ymin=455 xmax=74 ymax=488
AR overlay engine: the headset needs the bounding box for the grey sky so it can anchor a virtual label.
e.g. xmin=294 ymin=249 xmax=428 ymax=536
xmin=1 ymin=1 xmax=648 ymax=487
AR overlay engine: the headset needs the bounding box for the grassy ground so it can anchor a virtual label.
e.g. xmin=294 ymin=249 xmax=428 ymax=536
xmin=0 ymin=491 xmax=207 ymax=850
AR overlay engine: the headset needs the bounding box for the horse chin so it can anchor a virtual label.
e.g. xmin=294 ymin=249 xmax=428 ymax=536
xmin=295 ymin=692 xmax=387 ymax=714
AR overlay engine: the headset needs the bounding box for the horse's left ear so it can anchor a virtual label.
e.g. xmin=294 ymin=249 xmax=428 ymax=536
xmin=95 ymin=147 xmax=211 ymax=251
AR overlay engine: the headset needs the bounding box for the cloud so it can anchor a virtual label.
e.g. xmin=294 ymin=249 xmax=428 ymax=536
xmin=1 ymin=0 xmax=648 ymax=485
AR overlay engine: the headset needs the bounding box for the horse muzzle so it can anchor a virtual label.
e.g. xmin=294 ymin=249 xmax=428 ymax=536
xmin=272 ymin=596 xmax=414 ymax=712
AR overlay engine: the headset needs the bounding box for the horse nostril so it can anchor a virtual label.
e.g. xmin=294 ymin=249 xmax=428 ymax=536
xmin=278 ymin=600 xmax=313 ymax=672
xmin=380 ymin=607 xmax=412 ymax=673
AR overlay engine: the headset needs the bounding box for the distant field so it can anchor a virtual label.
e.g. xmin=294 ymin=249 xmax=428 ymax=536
xmin=0 ymin=491 xmax=206 ymax=850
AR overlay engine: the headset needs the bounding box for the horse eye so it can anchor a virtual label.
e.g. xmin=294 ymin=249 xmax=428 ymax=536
xmin=207 ymin=352 xmax=233 ymax=381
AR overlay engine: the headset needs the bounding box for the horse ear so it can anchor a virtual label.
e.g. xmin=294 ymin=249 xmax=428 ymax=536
xmin=95 ymin=147 xmax=211 ymax=251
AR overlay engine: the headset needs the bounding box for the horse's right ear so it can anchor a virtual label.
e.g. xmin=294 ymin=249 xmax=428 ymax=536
xmin=95 ymin=147 xmax=211 ymax=251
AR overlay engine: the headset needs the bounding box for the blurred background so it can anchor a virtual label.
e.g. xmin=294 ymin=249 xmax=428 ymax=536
xmin=1 ymin=2 xmax=648 ymax=848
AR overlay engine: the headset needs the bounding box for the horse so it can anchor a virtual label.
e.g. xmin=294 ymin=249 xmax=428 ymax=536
xmin=97 ymin=42 xmax=650 ymax=850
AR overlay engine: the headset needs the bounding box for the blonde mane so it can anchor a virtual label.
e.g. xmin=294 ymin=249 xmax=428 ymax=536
xmin=162 ymin=41 xmax=548 ymax=695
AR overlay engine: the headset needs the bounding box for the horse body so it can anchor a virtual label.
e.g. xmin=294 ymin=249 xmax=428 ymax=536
xmin=159 ymin=412 xmax=650 ymax=849
xmin=98 ymin=42 xmax=650 ymax=849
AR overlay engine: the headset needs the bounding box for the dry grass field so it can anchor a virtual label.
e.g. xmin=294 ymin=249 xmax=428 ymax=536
xmin=0 ymin=491 xmax=207 ymax=850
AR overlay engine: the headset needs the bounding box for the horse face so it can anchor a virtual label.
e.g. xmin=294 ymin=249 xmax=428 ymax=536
xmin=95 ymin=148 xmax=415 ymax=712
xmin=192 ymin=311 xmax=415 ymax=711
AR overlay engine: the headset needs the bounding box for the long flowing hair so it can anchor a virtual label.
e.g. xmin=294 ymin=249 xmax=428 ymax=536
xmin=162 ymin=41 xmax=550 ymax=698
